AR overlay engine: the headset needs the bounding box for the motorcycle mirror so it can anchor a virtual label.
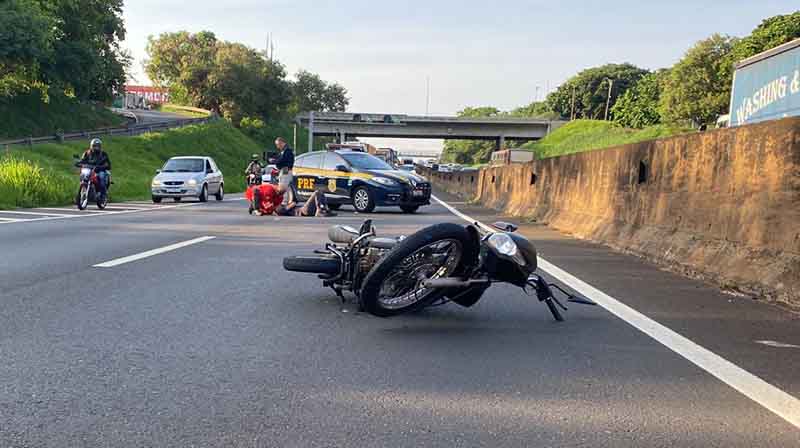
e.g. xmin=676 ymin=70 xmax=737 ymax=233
xmin=492 ymin=221 xmax=518 ymax=232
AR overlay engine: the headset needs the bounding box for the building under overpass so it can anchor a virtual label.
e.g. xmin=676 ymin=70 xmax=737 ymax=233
xmin=295 ymin=112 xmax=566 ymax=152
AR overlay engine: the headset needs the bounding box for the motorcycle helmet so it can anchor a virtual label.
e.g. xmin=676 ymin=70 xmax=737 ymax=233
xmin=90 ymin=138 xmax=102 ymax=151
xmin=251 ymin=154 xmax=260 ymax=161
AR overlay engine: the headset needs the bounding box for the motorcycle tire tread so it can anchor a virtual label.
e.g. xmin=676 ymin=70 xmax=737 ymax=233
xmin=359 ymin=223 xmax=474 ymax=317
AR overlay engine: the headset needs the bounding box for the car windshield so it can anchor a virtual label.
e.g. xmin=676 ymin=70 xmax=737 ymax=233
xmin=162 ymin=158 xmax=204 ymax=173
xmin=340 ymin=152 xmax=392 ymax=170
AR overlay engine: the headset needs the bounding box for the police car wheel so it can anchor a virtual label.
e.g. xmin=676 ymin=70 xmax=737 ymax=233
xmin=352 ymin=187 xmax=375 ymax=213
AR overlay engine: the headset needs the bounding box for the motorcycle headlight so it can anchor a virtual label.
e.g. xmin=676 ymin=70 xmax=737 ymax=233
xmin=373 ymin=177 xmax=398 ymax=187
xmin=187 ymin=178 xmax=198 ymax=186
xmin=487 ymin=233 xmax=527 ymax=266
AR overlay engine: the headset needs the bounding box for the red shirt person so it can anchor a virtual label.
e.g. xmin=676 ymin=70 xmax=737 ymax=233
xmin=246 ymin=183 xmax=284 ymax=215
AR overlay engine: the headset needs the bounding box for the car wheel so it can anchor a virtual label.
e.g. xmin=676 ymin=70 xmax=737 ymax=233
xmin=215 ymin=183 xmax=224 ymax=201
xmin=352 ymin=186 xmax=375 ymax=213
xmin=152 ymin=196 xmax=163 ymax=203
xmin=199 ymin=184 xmax=208 ymax=202
xmin=400 ymin=205 xmax=419 ymax=213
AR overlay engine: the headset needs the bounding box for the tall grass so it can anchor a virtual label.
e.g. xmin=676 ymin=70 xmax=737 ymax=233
xmin=0 ymin=157 xmax=73 ymax=208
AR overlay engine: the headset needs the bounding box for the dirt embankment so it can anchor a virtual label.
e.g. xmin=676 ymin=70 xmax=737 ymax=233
xmin=425 ymin=117 xmax=800 ymax=308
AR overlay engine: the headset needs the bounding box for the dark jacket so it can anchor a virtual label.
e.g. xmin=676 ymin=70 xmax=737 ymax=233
xmin=78 ymin=149 xmax=111 ymax=171
xmin=274 ymin=145 xmax=294 ymax=170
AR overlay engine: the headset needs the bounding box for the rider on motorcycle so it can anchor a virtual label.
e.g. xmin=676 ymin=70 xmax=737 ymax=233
xmin=77 ymin=138 xmax=111 ymax=196
xmin=245 ymin=154 xmax=263 ymax=179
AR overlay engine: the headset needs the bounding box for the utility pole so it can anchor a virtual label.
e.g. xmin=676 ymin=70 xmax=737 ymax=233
xmin=535 ymin=85 xmax=541 ymax=102
xmin=604 ymin=78 xmax=614 ymax=121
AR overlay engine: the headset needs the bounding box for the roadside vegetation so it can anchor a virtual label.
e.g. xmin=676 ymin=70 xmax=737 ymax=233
xmin=156 ymin=104 xmax=210 ymax=118
xmin=522 ymin=120 xmax=693 ymax=159
xmin=442 ymin=11 xmax=800 ymax=164
xmin=0 ymin=121 xmax=261 ymax=209
xmin=0 ymin=89 xmax=124 ymax=140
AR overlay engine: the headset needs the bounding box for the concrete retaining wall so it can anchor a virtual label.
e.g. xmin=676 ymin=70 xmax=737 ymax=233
xmin=424 ymin=117 xmax=800 ymax=308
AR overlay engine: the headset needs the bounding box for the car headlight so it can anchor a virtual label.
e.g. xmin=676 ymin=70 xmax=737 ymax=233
xmin=151 ymin=179 xmax=161 ymax=187
xmin=487 ymin=233 xmax=527 ymax=266
xmin=373 ymin=177 xmax=398 ymax=186
xmin=187 ymin=179 xmax=198 ymax=186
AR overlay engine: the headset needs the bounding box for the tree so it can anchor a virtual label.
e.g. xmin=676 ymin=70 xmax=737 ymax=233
xmin=441 ymin=107 xmax=500 ymax=165
xmin=546 ymin=63 xmax=649 ymax=120
xmin=510 ymin=101 xmax=558 ymax=119
xmin=290 ymin=70 xmax=349 ymax=114
xmin=659 ymin=34 xmax=735 ymax=126
xmin=729 ymin=11 xmax=800 ymax=65
xmin=0 ymin=0 xmax=54 ymax=97
xmin=145 ymin=31 xmax=218 ymax=109
xmin=611 ymin=70 xmax=668 ymax=128
xmin=41 ymin=0 xmax=129 ymax=102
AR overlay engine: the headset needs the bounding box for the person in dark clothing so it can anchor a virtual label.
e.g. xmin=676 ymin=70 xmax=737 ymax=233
xmin=77 ymin=138 xmax=111 ymax=195
xmin=275 ymin=189 xmax=336 ymax=217
xmin=271 ymin=137 xmax=294 ymax=203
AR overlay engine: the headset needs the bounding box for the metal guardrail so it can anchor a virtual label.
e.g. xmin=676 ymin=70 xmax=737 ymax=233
xmin=1 ymin=116 xmax=217 ymax=151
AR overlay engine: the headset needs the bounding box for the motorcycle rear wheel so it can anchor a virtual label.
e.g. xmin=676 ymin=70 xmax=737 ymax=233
xmin=359 ymin=223 xmax=473 ymax=317
xmin=283 ymin=255 xmax=341 ymax=276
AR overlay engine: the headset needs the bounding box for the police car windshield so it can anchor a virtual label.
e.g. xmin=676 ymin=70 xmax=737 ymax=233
xmin=340 ymin=152 xmax=393 ymax=170
xmin=162 ymin=158 xmax=204 ymax=173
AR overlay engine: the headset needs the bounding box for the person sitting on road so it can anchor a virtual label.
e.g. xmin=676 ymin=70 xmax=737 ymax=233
xmin=246 ymin=182 xmax=284 ymax=216
xmin=77 ymin=138 xmax=111 ymax=196
xmin=275 ymin=189 xmax=336 ymax=217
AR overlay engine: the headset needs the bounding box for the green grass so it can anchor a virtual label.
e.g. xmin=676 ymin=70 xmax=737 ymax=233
xmin=0 ymin=157 xmax=73 ymax=209
xmin=157 ymin=104 xmax=211 ymax=118
xmin=1 ymin=120 xmax=262 ymax=209
xmin=523 ymin=120 xmax=694 ymax=158
xmin=0 ymin=89 xmax=124 ymax=140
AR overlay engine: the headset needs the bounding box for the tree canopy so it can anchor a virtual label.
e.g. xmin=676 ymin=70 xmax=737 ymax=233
xmin=611 ymin=70 xmax=668 ymax=128
xmin=546 ymin=63 xmax=649 ymax=120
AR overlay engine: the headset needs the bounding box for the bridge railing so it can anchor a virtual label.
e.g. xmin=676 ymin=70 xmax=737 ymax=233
xmin=1 ymin=116 xmax=217 ymax=152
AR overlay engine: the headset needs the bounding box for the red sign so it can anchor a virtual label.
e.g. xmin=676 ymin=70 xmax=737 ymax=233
xmin=125 ymin=85 xmax=170 ymax=104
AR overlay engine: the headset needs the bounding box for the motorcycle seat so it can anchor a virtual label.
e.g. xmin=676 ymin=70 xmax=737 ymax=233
xmin=328 ymin=225 xmax=360 ymax=244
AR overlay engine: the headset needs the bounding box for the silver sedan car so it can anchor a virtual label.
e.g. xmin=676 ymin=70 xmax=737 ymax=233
xmin=151 ymin=156 xmax=224 ymax=203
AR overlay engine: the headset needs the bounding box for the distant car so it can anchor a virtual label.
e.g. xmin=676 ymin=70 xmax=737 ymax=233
xmin=438 ymin=164 xmax=452 ymax=173
xmin=151 ymin=156 xmax=224 ymax=203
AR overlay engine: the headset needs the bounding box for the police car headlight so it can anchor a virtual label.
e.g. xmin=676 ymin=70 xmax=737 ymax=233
xmin=374 ymin=177 xmax=398 ymax=186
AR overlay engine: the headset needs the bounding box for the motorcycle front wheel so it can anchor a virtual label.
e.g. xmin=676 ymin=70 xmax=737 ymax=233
xmin=77 ymin=185 xmax=89 ymax=210
xmin=359 ymin=223 xmax=474 ymax=317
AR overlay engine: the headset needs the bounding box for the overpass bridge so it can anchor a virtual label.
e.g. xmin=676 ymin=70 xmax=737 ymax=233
xmin=296 ymin=112 xmax=565 ymax=152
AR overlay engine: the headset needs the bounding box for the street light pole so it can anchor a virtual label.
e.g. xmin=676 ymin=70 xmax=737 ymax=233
xmin=604 ymin=78 xmax=614 ymax=121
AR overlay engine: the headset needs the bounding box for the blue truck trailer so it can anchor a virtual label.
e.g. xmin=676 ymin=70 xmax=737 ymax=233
xmin=730 ymin=37 xmax=800 ymax=127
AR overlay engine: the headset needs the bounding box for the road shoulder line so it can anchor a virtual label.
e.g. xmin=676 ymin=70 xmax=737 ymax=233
xmin=93 ymin=236 xmax=216 ymax=268
xmin=431 ymin=194 xmax=800 ymax=430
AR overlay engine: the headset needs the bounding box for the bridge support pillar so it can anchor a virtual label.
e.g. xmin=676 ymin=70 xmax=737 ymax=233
xmin=497 ymin=135 xmax=506 ymax=151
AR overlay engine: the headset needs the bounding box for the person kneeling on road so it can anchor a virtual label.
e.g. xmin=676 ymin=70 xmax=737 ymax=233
xmin=246 ymin=182 xmax=284 ymax=216
xmin=275 ymin=190 xmax=336 ymax=217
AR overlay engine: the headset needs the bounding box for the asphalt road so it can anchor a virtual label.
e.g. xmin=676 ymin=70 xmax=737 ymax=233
xmin=1 ymin=193 xmax=798 ymax=447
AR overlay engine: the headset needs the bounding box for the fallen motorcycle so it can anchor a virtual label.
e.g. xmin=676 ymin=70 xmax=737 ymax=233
xmin=283 ymin=219 xmax=594 ymax=319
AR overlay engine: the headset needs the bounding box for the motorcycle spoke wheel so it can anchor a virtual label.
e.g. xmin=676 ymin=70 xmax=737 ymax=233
xmin=376 ymin=239 xmax=463 ymax=310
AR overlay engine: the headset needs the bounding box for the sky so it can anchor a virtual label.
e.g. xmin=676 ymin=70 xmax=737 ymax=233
xmin=121 ymin=1 xmax=798 ymax=154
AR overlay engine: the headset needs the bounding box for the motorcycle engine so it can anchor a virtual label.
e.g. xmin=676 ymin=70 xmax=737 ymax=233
xmin=359 ymin=247 xmax=389 ymax=274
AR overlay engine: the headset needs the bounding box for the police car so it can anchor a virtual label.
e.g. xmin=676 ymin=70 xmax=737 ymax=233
xmin=293 ymin=149 xmax=431 ymax=213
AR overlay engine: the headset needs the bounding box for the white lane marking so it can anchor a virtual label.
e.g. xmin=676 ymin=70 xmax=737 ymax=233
xmin=93 ymin=236 xmax=216 ymax=268
xmin=0 ymin=210 xmax=72 ymax=217
xmin=756 ymin=340 xmax=800 ymax=349
xmin=0 ymin=202 xmax=200 ymax=225
xmin=35 ymin=207 xmax=107 ymax=213
xmin=431 ymin=194 xmax=800 ymax=430
xmin=93 ymin=206 xmax=150 ymax=211
xmin=0 ymin=217 xmax=21 ymax=222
